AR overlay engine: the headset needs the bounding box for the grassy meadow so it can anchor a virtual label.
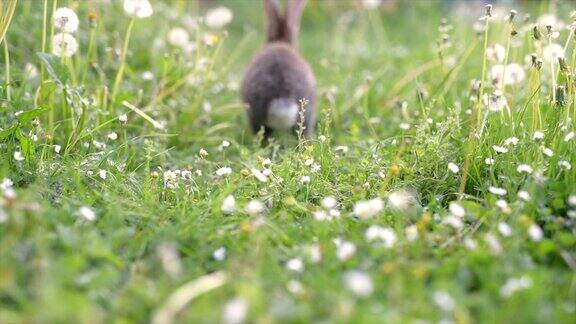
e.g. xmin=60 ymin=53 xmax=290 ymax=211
xmin=1 ymin=0 xmax=575 ymax=322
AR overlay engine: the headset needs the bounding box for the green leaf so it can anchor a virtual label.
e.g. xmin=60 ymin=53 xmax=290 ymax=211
xmin=36 ymin=52 xmax=69 ymax=86
xmin=0 ymin=124 xmax=17 ymax=141
xmin=15 ymin=130 xmax=34 ymax=159
xmin=16 ymin=107 xmax=49 ymax=125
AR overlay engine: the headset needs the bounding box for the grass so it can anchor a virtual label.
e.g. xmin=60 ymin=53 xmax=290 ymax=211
xmin=1 ymin=0 xmax=575 ymax=323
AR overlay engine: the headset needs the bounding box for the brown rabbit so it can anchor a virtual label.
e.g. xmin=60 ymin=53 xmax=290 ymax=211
xmin=241 ymin=0 xmax=316 ymax=138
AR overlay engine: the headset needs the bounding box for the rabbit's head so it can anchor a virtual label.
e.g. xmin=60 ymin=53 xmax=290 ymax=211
xmin=264 ymin=0 xmax=306 ymax=45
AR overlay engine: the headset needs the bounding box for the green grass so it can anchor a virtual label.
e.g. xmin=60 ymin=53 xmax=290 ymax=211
xmin=1 ymin=0 xmax=575 ymax=323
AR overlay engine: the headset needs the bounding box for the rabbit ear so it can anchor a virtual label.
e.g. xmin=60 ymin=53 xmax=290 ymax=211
xmin=264 ymin=0 xmax=286 ymax=42
xmin=286 ymin=0 xmax=306 ymax=42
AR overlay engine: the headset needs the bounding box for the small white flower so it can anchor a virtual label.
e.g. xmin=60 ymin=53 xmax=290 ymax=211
xmin=107 ymin=132 xmax=118 ymax=141
xmin=14 ymin=151 xmax=25 ymax=161
xmin=310 ymin=163 xmax=321 ymax=173
xmin=219 ymin=140 xmax=231 ymax=150
xmin=353 ymin=198 xmax=384 ymax=219
xmin=54 ymin=145 xmax=62 ymax=154
xmin=304 ymin=158 xmax=314 ymax=166
xmin=335 ymin=145 xmax=349 ymax=153
xmin=567 ymin=195 xmax=576 ymax=207
xmin=489 ymin=186 xmax=507 ymax=196
xmin=78 ymin=206 xmax=96 ymax=221
xmin=528 ymin=224 xmax=543 ymax=242
xmin=558 ymin=160 xmax=571 ymax=170
xmin=485 ymin=158 xmax=495 ymax=165
xmin=52 ymin=33 xmax=78 ymax=57
xmin=98 ymin=169 xmax=107 ymax=180
xmin=335 ymin=239 xmax=356 ymax=261
xmin=387 ymin=190 xmax=417 ymax=211
xmin=118 ymin=114 xmax=128 ymax=123
xmin=318 ymin=135 xmax=327 ymax=142
xmin=447 ymin=162 xmax=459 ymax=174
xmin=498 ymin=222 xmax=512 ymax=237
xmin=361 ymin=0 xmax=382 ymax=10
xmin=564 ymin=131 xmax=574 ymax=142
xmin=517 ymin=164 xmax=533 ymax=174
xmin=492 ymin=145 xmax=508 ymax=153
xmin=405 ymin=225 xmax=419 ymax=241
xmin=213 ymin=247 xmax=227 ymax=261
xmin=123 ymin=0 xmax=153 ymax=18
xmin=167 ymin=27 xmax=190 ymax=48
xmin=483 ymin=91 xmax=508 ymax=112
xmin=221 ymin=195 xmax=236 ymax=214
xmin=0 ymin=178 xmax=13 ymax=191
xmin=504 ymin=137 xmax=519 ymax=146
xmin=205 ymin=6 xmax=233 ymax=29
xmin=449 ymin=202 xmax=465 ymax=218
xmin=542 ymin=43 xmax=564 ymax=63
xmin=496 ymin=199 xmax=509 ymax=211
xmin=518 ymin=191 xmax=531 ymax=201
xmin=53 ymin=7 xmax=79 ymax=33
xmin=399 ymin=123 xmax=410 ymax=130
xmin=321 ymin=196 xmax=338 ymax=210
xmin=365 ymin=225 xmax=397 ymax=248
xmin=216 ymin=167 xmax=232 ymax=177
xmin=286 ymin=258 xmax=304 ymax=273
xmin=541 ymin=147 xmax=554 ymax=157
xmin=433 ymin=291 xmax=456 ymax=312
xmin=485 ymin=233 xmax=502 ymax=255
xmin=533 ymin=131 xmax=544 ymax=140
xmin=245 ymin=199 xmax=265 ymax=216
xmin=262 ymin=158 xmax=272 ymax=167
xmin=344 ymin=270 xmax=373 ymax=297
xmin=313 ymin=210 xmax=329 ymax=221
xmin=251 ymin=169 xmax=268 ymax=182
xmin=486 ymin=43 xmax=506 ymax=62
xmin=222 ymin=298 xmax=248 ymax=324
xmin=500 ymin=276 xmax=532 ymax=298
xmin=443 ymin=215 xmax=464 ymax=229
xmin=299 ymin=175 xmax=311 ymax=185
xmin=199 ymin=148 xmax=208 ymax=157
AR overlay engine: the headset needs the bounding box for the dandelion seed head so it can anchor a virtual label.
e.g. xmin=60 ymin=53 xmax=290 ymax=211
xmin=205 ymin=6 xmax=233 ymax=29
xmin=52 ymin=33 xmax=78 ymax=57
xmin=245 ymin=200 xmax=265 ymax=216
xmin=123 ymin=0 xmax=153 ymax=18
xmin=353 ymin=198 xmax=384 ymax=219
xmin=365 ymin=225 xmax=397 ymax=248
xmin=222 ymin=298 xmax=248 ymax=324
xmin=528 ymin=224 xmax=543 ymax=241
xmin=344 ymin=270 xmax=373 ymax=297
xmin=167 ymin=27 xmax=190 ymax=48
xmin=53 ymin=7 xmax=79 ymax=33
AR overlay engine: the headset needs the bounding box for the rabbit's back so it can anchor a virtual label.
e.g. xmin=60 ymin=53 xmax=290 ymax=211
xmin=241 ymin=43 xmax=316 ymax=135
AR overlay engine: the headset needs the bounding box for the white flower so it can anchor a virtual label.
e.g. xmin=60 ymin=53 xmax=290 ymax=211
xmin=163 ymin=170 xmax=179 ymax=189
xmin=78 ymin=206 xmax=96 ymax=221
xmin=505 ymin=63 xmax=525 ymax=86
xmin=486 ymin=43 xmax=506 ymax=62
xmin=335 ymin=145 xmax=349 ymax=153
xmin=199 ymin=148 xmax=208 ymax=157
xmin=517 ymin=164 xmax=533 ymax=174
xmin=483 ymin=90 xmax=508 ymax=112
xmin=54 ymin=145 xmax=62 ymax=154
xmin=213 ymin=247 xmax=226 ymax=261
xmin=353 ymin=198 xmax=384 ymax=219
xmin=533 ymin=131 xmax=544 ymax=140
xmin=489 ymin=186 xmax=507 ymax=196
xmin=485 ymin=158 xmax=495 ymax=165
xmin=365 ymin=225 xmax=397 ymax=248
xmin=498 ymin=222 xmax=512 ymax=237
xmin=205 ymin=6 xmax=233 ymax=29
xmin=216 ymin=167 xmax=232 ymax=177
xmin=537 ymin=14 xmax=564 ymax=30
xmin=344 ymin=270 xmax=373 ymax=297
xmin=318 ymin=135 xmax=327 ymax=142
xmin=13 ymin=151 xmax=24 ymax=161
xmin=245 ymin=200 xmax=265 ymax=216
xmin=541 ymin=146 xmax=554 ymax=157
xmin=107 ymin=132 xmax=118 ymax=141
xmin=542 ymin=43 xmax=564 ymax=63
xmin=387 ymin=190 xmax=416 ymax=211
xmin=449 ymin=202 xmax=465 ymax=218
xmin=447 ymin=162 xmax=459 ymax=174
xmin=443 ymin=215 xmax=464 ymax=229
xmin=251 ymin=169 xmax=268 ymax=183
xmin=485 ymin=233 xmax=502 ymax=255
xmin=504 ymin=137 xmax=519 ymax=146
xmin=123 ymin=0 xmax=153 ymax=18
xmin=518 ymin=191 xmax=531 ymax=201
xmin=222 ymin=298 xmax=247 ymax=324
xmin=321 ymin=196 xmax=338 ymax=210
xmin=52 ymin=33 xmax=78 ymax=57
xmin=304 ymin=158 xmax=314 ymax=166
xmin=299 ymin=175 xmax=311 ymax=185
xmin=167 ymin=27 xmax=190 ymax=48
xmin=568 ymin=195 xmax=576 ymax=207
xmin=310 ymin=163 xmax=321 ymax=173
xmin=262 ymin=158 xmax=272 ymax=167
xmin=558 ymin=160 xmax=571 ymax=170
xmin=492 ymin=145 xmax=508 ymax=153
xmin=221 ymin=195 xmax=236 ymax=214
xmin=219 ymin=140 xmax=231 ymax=151
xmin=496 ymin=199 xmax=509 ymax=211
xmin=528 ymin=224 xmax=543 ymax=242
xmin=433 ymin=291 xmax=456 ymax=312
xmin=405 ymin=225 xmax=419 ymax=241
xmin=335 ymin=239 xmax=356 ymax=261
xmin=313 ymin=210 xmax=329 ymax=221
xmin=0 ymin=178 xmax=13 ymax=191
xmin=98 ymin=169 xmax=107 ymax=180
xmin=118 ymin=114 xmax=128 ymax=123
xmin=286 ymin=258 xmax=304 ymax=273
xmin=361 ymin=0 xmax=382 ymax=10
xmin=564 ymin=131 xmax=574 ymax=142
xmin=53 ymin=7 xmax=79 ymax=33
xmin=399 ymin=123 xmax=410 ymax=130
xmin=500 ymin=276 xmax=532 ymax=298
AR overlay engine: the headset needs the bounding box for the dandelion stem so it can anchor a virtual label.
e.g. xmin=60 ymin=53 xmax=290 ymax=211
xmin=3 ymin=37 xmax=10 ymax=102
xmin=458 ymin=14 xmax=490 ymax=197
xmin=548 ymin=34 xmax=556 ymax=104
xmin=111 ymin=18 xmax=135 ymax=104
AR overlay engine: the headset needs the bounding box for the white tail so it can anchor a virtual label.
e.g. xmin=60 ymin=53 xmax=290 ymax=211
xmin=266 ymin=97 xmax=299 ymax=130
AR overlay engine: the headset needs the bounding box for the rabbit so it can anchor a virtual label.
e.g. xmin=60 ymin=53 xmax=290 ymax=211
xmin=240 ymin=0 xmax=316 ymax=138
